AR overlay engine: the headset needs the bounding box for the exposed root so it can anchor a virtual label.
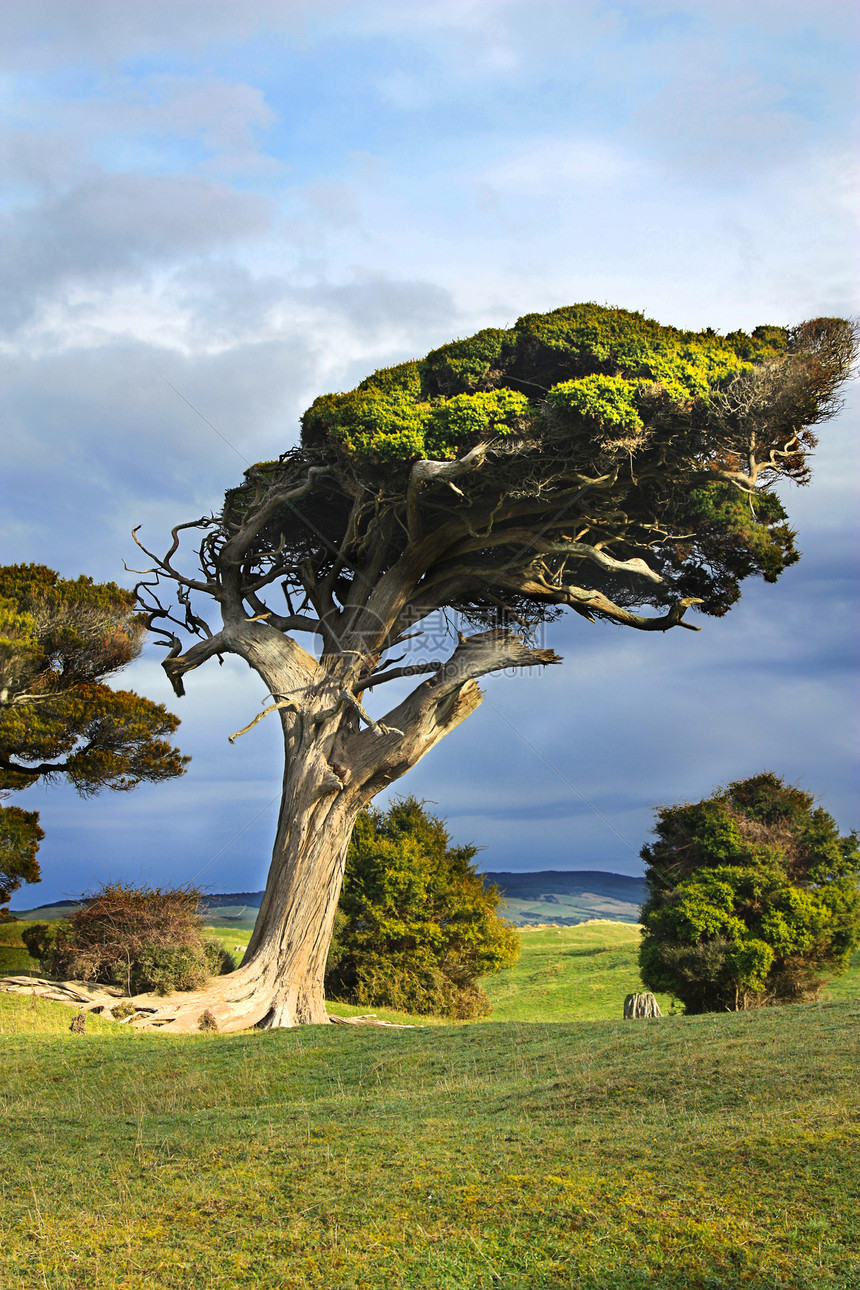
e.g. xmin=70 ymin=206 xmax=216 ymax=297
xmin=0 ymin=966 xmax=328 ymax=1033
xmin=1 ymin=974 xmax=420 ymax=1032
xmin=0 ymin=976 xmax=122 ymax=1012
xmin=329 ymin=1013 xmax=415 ymax=1029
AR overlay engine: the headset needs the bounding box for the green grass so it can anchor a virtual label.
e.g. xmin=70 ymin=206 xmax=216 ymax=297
xmin=484 ymin=922 xmax=679 ymax=1021
xmin=0 ymin=991 xmax=125 ymax=1035
xmin=0 ymin=1003 xmax=858 ymax=1288
xmin=0 ymin=918 xmax=40 ymax=976
xmin=2 ymin=918 xmax=859 ymax=1288
xmin=822 ymin=947 xmax=860 ymax=1002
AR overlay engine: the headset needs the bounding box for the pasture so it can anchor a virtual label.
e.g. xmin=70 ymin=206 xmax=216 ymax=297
xmin=1 ymin=919 xmax=858 ymax=1288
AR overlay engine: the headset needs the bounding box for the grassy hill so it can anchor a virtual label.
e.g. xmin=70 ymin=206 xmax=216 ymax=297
xmin=485 ymin=870 xmax=645 ymax=926
xmin=9 ymin=870 xmax=646 ymax=929
xmin=0 ymin=993 xmax=857 ymax=1288
xmin=2 ymin=917 xmax=860 ymax=1287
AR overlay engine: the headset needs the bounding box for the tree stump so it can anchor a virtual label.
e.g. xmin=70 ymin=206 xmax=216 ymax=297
xmin=623 ymin=992 xmax=662 ymax=1019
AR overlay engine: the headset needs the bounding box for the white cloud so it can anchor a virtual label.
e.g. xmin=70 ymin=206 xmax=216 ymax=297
xmin=2 ymin=0 xmax=857 ymax=903
xmin=0 ymin=172 xmax=274 ymax=332
xmin=481 ymin=138 xmax=641 ymax=194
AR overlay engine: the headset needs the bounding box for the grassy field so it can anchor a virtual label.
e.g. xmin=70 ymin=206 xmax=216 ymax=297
xmin=1 ymin=918 xmax=859 ymax=1287
xmin=0 ymin=919 xmax=685 ymax=1023
xmin=484 ymin=922 xmax=677 ymax=1021
xmin=6 ymin=916 xmax=859 ymax=1022
xmin=0 ymin=995 xmax=857 ymax=1289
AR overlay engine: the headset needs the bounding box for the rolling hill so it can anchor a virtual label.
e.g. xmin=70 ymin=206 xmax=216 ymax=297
xmin=11 ymin=870 xmax=645 ymax=927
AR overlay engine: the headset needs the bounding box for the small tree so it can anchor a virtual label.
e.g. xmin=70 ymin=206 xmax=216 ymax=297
xmin=325 ymin=798 xmax=518 ymax=1018
xmin=0 ymin=805 xmax=43 ymax=921
xmin=132 ymin=304 xmax=857 ymax=1031
xmin=638 ymin=773 xmax=860 ymax=1012
xmin=22 ymin=882 xmax=232 ymax=995
xmin=0 ymin=565 xmax=188 ymax=913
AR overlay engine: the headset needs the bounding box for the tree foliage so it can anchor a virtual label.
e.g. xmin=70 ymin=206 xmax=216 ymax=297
xmin=638 ymin=773 xmax=860 ymax=1013
xmin=0 ymin=565 xmax=188 ymax=914
xmin=22 ymin=882 xmax=231 ymax=995
xmin=143 ymin=306 xmax=859 ymax=682
xmin=124 ymin=303 xmax=857 ymax=1032
xmin=324 ymin=798 xmax=519 ymax=1018
xmin=0 ymin=805 xmax=43 ymax=920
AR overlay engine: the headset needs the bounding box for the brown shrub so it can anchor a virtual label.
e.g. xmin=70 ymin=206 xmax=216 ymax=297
xmin=21 ymin=882 xmax=232 ymax=995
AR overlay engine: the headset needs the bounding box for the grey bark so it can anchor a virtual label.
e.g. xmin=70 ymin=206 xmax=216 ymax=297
xmin=623 ymin=992 xmax=663 ymax=1019
xmin=121 ymin=625 xmax=559 ymax=1033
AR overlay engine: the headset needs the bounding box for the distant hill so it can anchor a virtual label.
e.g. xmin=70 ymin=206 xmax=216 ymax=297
xmin=483 ymin=870 xmax=645 ymax=926
xmin=8 ymin=892 xmax=265 ymax=925
xmin=12 ymin=872 xmax=645 ymax=927
xmin=7 ymin=899 xmax=84 ymax=921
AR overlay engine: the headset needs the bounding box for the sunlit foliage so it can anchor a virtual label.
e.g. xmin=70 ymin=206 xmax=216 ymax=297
xmin=639 ymin=773 xmax=860 ymax=1012
xmin=325 ymin=798 xmax=519 ymax=1018
xmin=301 ymin=304 xmax=788 ymax=463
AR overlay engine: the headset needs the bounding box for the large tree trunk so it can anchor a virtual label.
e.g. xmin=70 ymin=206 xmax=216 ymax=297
xmin=240 ymin=758 xmax=361 ymax=1029
xmin=126 ymin=629 xmax=556 ymax=1034
xmin=130 ymin=724 xmax=363 ymax=1033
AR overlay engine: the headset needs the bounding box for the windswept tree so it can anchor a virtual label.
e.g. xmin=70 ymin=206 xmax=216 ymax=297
xmin=0 ymin=565 xmax=188 ymax=914
xmin=133 ymin=303 xmax=857 ymax=1032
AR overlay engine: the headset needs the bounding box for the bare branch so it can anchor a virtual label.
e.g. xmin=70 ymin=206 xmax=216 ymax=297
xmin=0 ymin=755 xmax=71 ymax=777
xmin=448 ymin=527 xmax=665 ymax=584
xmin=131 ymin=524 xmax=218 ymax=594
xmin=492 ymin=572 xmax=704 ymax=632
xmin=358 ymin=662 xmax=443 ymax=689
xmin=343 ymin=689 xmax=404 ymax=738
xmin=228 ymin=697 xmax=300 ymax=744
xmin=407 ymin=441 xmax=494 ymax=541
xmin=312 ymin=687 xmax=403 ymax=737
xmin=244 ymin=590 xmax=321 ymax=635
xmin=162 ymin=633 xmax=231 ymax=698
xmin=221 ymin=466 xmax=330 ymax=564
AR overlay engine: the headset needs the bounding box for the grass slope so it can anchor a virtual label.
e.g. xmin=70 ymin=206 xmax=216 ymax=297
xmin=0 ymin=1002 xmax=858 ymax=1289
xmin=2 ymin=921 xmax=859 ymax=1287
xmin=486 ymin=871 xmax=645 ymax=926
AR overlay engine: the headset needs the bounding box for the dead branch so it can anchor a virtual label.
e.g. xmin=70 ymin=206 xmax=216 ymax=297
xmin=131 ymin=524 xmax=218 ymax=594
xmin=228 ymin=697 xmax=300 ymax=743
xmin=358 ymin=662 xmax=443 ymax=689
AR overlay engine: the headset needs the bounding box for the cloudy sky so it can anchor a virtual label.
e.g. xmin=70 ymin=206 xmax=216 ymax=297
xmin=3 ymin=0 xmax=858 ymax=905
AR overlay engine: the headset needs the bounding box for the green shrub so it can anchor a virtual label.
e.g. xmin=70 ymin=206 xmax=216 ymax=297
xmin=20 ymin=920 xmax=75 ymax=975
xmin=129 ymin=940 xmax=231 ymax=995
xmin=639 ymin=773 xmax=860 ymax=1013
xmin=325 ymin=799 xmax=519 ymax=1019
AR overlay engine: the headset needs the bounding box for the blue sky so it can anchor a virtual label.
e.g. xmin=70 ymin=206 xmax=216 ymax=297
xmin=2 ymin=1 xmax=858 ymax=903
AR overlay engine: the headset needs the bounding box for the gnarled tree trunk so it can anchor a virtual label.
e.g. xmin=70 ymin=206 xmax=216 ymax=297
xmin=129 ymin=627 xmax=552 ymax=1033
